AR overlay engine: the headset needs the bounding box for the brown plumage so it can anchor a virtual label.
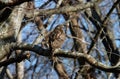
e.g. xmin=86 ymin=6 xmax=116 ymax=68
xmin=43 ymin=25 xmax=66 ymax=51
xmin=43 ymin=25 xmax=68 ymax=78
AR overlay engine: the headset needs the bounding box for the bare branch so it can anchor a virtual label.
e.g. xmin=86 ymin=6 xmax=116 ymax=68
xmin=0 ymin=53 xmax=30 ymax=67
xmin=9 ymin=43 xmax=120 ymax=73
xmin=0 ymin=0 xmax=32 ymax=10
xmin=26 ymin=2 xmax=94 ymax=18
xmin=87 ymin=0 xmax=120 ymax=54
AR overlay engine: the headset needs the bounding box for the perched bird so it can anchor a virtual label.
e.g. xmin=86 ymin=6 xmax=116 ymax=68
xmin=44 ymin=25 xmax=68 ymax=78
xmin=43 ymin=25 xmax=66 ymax=51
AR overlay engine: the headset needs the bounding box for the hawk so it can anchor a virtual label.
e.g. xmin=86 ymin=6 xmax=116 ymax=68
xmin=43 ymin=25 xmax=66 ymax=51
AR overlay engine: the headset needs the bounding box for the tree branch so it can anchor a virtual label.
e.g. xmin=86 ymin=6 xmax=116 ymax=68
xmin=0 ymin=0 xmax=32 ymax=10
xmin=0 ymin=53 xmax=30 ymax=67
xmin=87 ymin=0 xmax=120 ymax=54
xmin=25 ymin=2 xmax=94 ymax=18
xmin=9 ymin=43 xmax=120 ymax=73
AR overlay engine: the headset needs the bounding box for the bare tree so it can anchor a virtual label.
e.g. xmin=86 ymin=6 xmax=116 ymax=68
xmin=0 ymin=0 xmax=120 ymax=79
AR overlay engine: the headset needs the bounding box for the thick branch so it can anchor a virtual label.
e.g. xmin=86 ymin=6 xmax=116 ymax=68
xmin=0 ymin=0 xmax=31 ymax=10
xmin=54 ymin=50 xmax=120 ymax=73
xmin=26 ymin=2 xmax=94 ymax=18
xmin=0 ymin=53 xmax=30 ymax=67
xmin=9 ymin=43 xmax=120 ymax=73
